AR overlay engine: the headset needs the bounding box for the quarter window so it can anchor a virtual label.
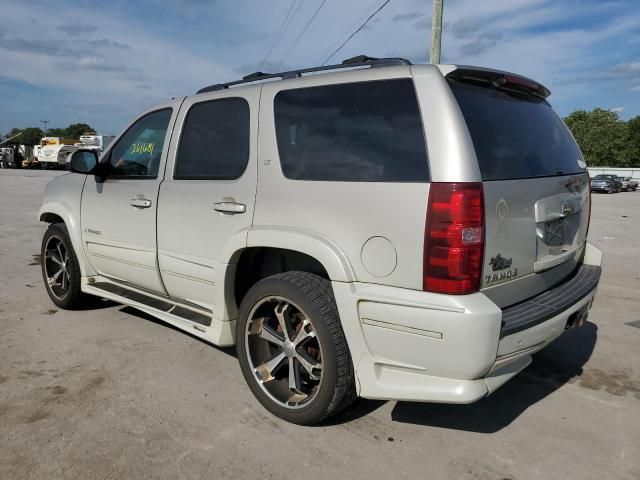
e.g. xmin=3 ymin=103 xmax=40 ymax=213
xmin=175 ymin=98 xmax=250 ymax=179
xmin=107 ymin=109 xmax=172 ymax=178
xmin=273 ymin=79 xmax=428 ymax=182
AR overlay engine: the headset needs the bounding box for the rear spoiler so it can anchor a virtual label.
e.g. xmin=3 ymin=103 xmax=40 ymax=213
xmin=441 ymin=65 xmax=551 ymax=99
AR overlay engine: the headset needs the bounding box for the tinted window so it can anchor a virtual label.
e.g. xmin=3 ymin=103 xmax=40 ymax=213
xmin=175 ymin=98 xmax=250 ymax=179
xmin=274 ymin=79 xmax=428 ymax=182
xmin=108 ymin=109 xmax=172 ymax=177
xmin=449 ymin=80 xmax=585 ymax=181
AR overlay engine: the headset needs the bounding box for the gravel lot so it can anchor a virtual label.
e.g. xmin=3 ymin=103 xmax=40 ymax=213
xmin=1 ymin=170 xmax=639 ymax=480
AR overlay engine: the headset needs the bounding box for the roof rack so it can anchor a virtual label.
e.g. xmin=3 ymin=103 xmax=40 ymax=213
xmin=196 ymin=55 xmax=411 ymax=94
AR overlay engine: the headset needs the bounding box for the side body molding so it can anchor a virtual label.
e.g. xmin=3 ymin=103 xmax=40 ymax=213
xmin=245 ymin=226 xmax=356 ymax=282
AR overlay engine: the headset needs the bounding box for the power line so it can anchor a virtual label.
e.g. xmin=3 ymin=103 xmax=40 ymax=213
xmin=320 ymin=0 xmax=379 ymax=64
xmin=321 ymin=0 xmax=392 ymax=66
xmin=40 ymin=119 xmax=49 ymax=137
xmin=278 ymin=0 xmax=328 ymax=62
xmin=260 ymin=0 xmax=306 ymax=70
xmin=260 ymin=0 xmax=297 ymax=70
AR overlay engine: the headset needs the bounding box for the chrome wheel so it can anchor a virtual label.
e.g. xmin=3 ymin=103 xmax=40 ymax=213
xmin=44 ymin=235 xmax=70 ymax=300
xmin=245 ymin=296 xmax=323 ymax=409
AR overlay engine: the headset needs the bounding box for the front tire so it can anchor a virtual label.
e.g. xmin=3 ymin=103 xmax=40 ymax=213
xmin=41 ymin=223 xmax=87 ymax=309
xmin=236 ymin=272 xmax=356 ymax=425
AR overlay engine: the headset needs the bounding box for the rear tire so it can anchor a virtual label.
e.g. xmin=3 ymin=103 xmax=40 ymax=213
xmin=236 ymin=271 xmax=356 ymax=425
xmin=41 ymin=223 xmax=88 ymax=309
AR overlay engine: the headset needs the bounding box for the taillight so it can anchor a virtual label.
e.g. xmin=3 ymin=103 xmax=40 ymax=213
xmin=423 ymin=182 xmax=484 ymax=294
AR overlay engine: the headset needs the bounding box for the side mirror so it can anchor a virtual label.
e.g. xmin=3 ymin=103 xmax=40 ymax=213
xmin=69 ymin=149 xmax=99 ymax=174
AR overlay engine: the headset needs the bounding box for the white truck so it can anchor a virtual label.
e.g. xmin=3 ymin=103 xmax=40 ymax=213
xmin=38 ymin=137 xmax=78 ymax=169
xmin=76 ymin=134 xmax=115 ymax=155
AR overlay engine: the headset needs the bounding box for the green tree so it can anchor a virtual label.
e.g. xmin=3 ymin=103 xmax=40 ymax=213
xmin=626 ymin=116 xmax=640 ymax=166
xmin=64 ymin=123 xmax=95 ymax=138
xmin=44 ymin=123 xmax=95 ymax=139
xmin=2 ymin=123 xmax=95 ymax=145
xmin=47 ymin=128 xmax=67 ymax=137
xmin=564 ymin=108 xmax=629 ymax=167
xmin=6 ymin=127 xmax=44 ymax=145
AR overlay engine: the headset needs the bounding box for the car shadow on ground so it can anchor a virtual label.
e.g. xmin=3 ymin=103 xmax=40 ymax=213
xmin=78 ymin=297 xmax=119 ymax=310
xmin=390 ymin=321 xmax=598 ymax=433
xmin=121 ymin=305 xmax=392 ymax=423
xmin=120 ymin=306 xmax=597 ymax=431
xmin=119 ymin=306 xmax=237 ymax=358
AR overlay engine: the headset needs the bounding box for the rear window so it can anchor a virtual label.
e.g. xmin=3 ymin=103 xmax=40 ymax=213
xmin=273 ymin=79 xmax=428 ymax=182
xmin=449 ymin=80 xmax=585 ymax=181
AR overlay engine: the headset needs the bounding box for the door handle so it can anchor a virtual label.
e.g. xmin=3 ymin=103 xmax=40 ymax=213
xmin=130 ymin=197 xmax=152 ymax=209
xmin=213 ymin=202 xmax=246 ymax=214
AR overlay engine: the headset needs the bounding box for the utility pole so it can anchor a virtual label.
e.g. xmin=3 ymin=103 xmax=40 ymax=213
xmin=430 ymin=0 xmax=444 ymax=64
xmin=40 ymin=119 xmax=49 ymax=137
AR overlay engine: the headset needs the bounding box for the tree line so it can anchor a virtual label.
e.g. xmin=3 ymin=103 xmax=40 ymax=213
xmin=564 ymin=109 xmax=640 ymax=168
xmin=2 ymin=110 xmax=639 ymax=167
xmin=1 ymin=123 xmax=95 ymax=145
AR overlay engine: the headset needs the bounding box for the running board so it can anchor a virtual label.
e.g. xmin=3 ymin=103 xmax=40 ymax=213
xmin=91 ymin=281 xmax=212 ymax=327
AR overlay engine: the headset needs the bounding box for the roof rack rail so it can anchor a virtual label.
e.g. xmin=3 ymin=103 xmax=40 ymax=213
xmin=196 ymin=55 xmax=411 ymax=94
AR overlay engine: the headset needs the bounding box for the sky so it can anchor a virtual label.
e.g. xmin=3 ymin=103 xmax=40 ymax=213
xmin=1 ymin=0 xmax=639 ymax=136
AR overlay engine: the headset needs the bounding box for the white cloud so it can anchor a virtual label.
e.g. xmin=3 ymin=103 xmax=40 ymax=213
xmin=611 ymin=106 xmax=625 ymax=113
xmin=0 ymin=0 xmax=239 ymax=132
xmin=632 ymin=85 xmax=640 ymax=92
xmin=1 ymin=0 xmax=639 ymax=132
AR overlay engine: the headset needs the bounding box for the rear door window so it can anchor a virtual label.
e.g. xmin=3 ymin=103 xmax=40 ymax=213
xmin=175 ymin=97 xmax=250 ymax=180
xmin=449 ymin=80 xmax=586 ymax=181
xmin=273 ymin=79 xmax=428 ymax=182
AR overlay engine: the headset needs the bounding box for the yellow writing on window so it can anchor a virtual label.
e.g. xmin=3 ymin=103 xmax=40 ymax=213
xmin=130 ymin=142 xmax=155 ymax=156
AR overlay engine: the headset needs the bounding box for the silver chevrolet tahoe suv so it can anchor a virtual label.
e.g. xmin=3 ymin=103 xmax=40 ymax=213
xmin=39 ymin=56 xmax=602 ymax=425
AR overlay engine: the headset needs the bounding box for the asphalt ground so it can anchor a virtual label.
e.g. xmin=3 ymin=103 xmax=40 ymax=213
xmin=1 ymin=170 xmax=639 ymax=479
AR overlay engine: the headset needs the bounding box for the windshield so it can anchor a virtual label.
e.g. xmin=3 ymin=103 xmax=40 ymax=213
xmin=449 ymin=79 xmax=586 ymax=181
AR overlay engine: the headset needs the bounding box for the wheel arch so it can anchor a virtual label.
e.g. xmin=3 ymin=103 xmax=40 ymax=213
xmin=38 ymin=202 xmax=94 ymax=277
xmin=244 ymin=227 xmax=355 ymax=280
xmin=226 ymin=227 xmax=356 ymax=311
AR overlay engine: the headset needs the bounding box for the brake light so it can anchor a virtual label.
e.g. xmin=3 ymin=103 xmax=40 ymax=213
xmin=503 ymin=74 xmax=539 ymax=90
xmin=492 ymin=74 xmax=550 ymax=98
xmin=423 ymin=183 xmax=484 ymax=294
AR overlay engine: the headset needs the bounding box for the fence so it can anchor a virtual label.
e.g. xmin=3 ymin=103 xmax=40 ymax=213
xmin=587 ymin=167 xmax=640 ymax=180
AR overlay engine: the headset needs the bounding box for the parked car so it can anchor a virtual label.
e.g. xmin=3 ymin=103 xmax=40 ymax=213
xmin=38 ymin=56 xmax=602 ymax=425
xmin=619 ymin=176 xmax=639 ymax=191
xmin=591 ymin=174 xmax=622 ymax=193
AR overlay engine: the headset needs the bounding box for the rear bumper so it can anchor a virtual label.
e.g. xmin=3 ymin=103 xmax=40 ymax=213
xmin=333 ymin=243 xmax=602 ymax=404
xmin=500 ymin=264 xmax=601 ymax=337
